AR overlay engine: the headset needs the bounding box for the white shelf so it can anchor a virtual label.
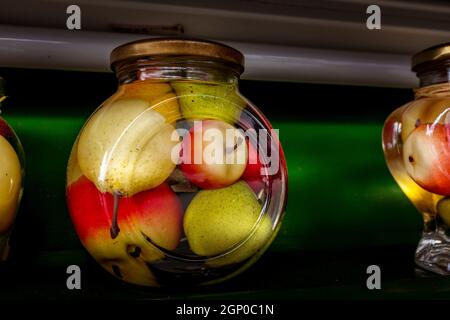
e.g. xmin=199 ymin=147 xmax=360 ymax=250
xmin=1 ymin=0 xmax=449 ymax=87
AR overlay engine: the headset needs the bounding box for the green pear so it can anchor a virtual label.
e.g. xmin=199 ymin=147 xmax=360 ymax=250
xmin=184 ymin=181 xmax=272 ymax=266
xmin=77 ymin=98 xmax=178 ymax=196
xmin=171 ymin=82 xmax=245 ymax=122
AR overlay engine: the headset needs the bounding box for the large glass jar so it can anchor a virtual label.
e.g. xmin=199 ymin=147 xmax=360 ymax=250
xmin=383 ymin=43 xmax=450 ymax=274
xmin=66 ymin=39 xmax=288 ymax=287
xmin=0 ymin=77 xmax=24 ymax=261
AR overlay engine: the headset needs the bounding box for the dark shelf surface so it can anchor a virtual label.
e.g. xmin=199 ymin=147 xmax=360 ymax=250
xmin=2 ymin=245 xmax=450 ymax=300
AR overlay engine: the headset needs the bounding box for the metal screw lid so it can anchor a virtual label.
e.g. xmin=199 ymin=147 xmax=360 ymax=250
xmin=412 ymin=42 xmax=450 ymax=72
xmin=110 ymin=38 xmax=245 ymax=74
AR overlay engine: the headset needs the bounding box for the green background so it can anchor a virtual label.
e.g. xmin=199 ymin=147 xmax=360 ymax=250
xmin=0 ymin=67 xmax=445 ymax=299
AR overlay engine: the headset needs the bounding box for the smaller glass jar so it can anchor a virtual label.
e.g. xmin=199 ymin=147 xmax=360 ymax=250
xmin=383 ymin=43 xmax=450 ymax=274
xmin=0 ymin=77 xmax=24 ymax=261
xmin=66 ymin=39 xmax=288 ymax=287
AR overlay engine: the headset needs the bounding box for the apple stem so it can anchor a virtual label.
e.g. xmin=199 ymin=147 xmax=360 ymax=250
xmin=110 ymin=191 xmax=122 ymax=239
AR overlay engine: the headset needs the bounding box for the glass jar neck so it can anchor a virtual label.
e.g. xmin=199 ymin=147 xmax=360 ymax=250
xmin=114 ymin=57 xmax=240 ymax=86
xmin=415 ymin=82 xmax=450 ymax=99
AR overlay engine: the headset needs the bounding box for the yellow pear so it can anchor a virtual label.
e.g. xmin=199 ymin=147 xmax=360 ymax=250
xmin=0 ymin=135 xmax=21 ymax=234
xmin=184 ymin=181 xmax=272 ymax=266
xmin=77 ymin=98 xmax=179 ymax=196
xmin=67 ymin=139 xmax=83 ymax=186
xmin=83 ymin=224 xmax=163 ymax=287
xmin=118 ymin=81 xmax=181 ymax=123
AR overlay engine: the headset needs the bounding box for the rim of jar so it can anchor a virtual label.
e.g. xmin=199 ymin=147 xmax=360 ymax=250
xmin=110 ymin=38 xmax=245 ymax=75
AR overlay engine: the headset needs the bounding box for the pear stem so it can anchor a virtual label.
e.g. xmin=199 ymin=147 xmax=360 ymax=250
xmin=110 ymin=192 xmax=122 ymax=239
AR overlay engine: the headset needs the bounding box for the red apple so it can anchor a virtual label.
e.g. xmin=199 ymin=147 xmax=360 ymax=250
xmin=403 ymin=123 xmax=450 ymax=195
xmin=242 ymin=140 xmax=266 ymax=193
xmin=242 ymin=132 xmax=286 ymax=195
xmin=0 ymin=118 xmax=13 ymax=139
xmin=119 ymin=184 xmax=183 ymax=250
xmin=66 ymin=176 xmax=183 ymax=286
xmin=67 ymin=176 xmax=182 ymax=250
xmin=180 ymin=120 xmax=248 ymax=189
xmin=67 ymin=175 xmax=112 ymax=242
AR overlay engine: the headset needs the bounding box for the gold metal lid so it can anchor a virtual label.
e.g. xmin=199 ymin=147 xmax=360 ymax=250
xmin=110 ymin=38 xmax=245 ymax=73
xmin=412 ymin=42 xmax=450 ymax=71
